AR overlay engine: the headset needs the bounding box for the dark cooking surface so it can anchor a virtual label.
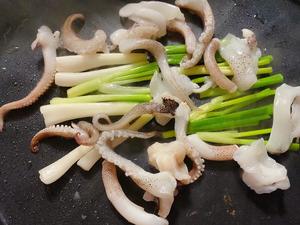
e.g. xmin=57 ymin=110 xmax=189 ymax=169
xmin=1 ymin=0 xmax=300 ymax=224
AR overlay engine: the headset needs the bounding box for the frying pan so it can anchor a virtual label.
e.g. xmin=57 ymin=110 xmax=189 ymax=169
xmin=0 ymin=0 xmax=300 ymax=224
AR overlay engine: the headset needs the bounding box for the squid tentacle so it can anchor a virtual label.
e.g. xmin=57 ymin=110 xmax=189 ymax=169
xmin=175 ymin=0 xmax=215 ymax=68
xmin=31 ymin=121 xmax=99 ymax=152
xmin=184 ymin=145 xmax=205 ymax=184
xmin=31 ymin=124 xmax=80 ymax=152
xmin=102 ymin=161 xmax=169 ymax=225
xmin=0 ymin=26 xmax=60 ymax=131
xmin=167 ymin=20 xmax=196 ymax=55
xmin=61 ymin=13 xmax=108 ymax=54
xmin=97 ymin=130 xmax=176 ymax=218
xmin=93 ymin=99 xmax=178 ymax=131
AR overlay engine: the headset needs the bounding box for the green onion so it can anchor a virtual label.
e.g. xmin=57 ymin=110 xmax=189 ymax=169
xmin=258 ymin=55 xmax=273 ymax=66
xmin=167 ymin=54 xmax=185 ymax=65
xmin=190 ymin=104 xmax=273 ymax=128
xmin=67 ymin=63 xmax=158 ymax=97
xmin=194 ymin=132 xmax=299 ymax=151
xmin=234 ymin=128 xmax=272 ymax=137
xmin=112 ymin=75 xmax=154 ymax=85
xmin=216 ymin=55 xmax=273 ymax=67
xmin=200 ymin=74 xmax=284 ymax=98
xmin=111 ymin=69 xmax=157 ymax=82
xmin=189 ymin=112 xmax=271 ymax=133
xmin=163 ymin=105 xmax=274 ymax=138
xmin=165 ymin=45 xmax=186 ymax=54
xmin=201 ymin=88 xmax=274 ymax=112
xmin=191 ymin=88 xmax=275 ymax=120
xmin=165 ymin=45 xmax=273 ymax=67
xmin=98 ymin=84 xmax=150 ymax=95
xmin=50 ymin=94 xmax=151 ymax=104
xmin=191 ymin=76 xmax=207 ymax=83
xmin=55 ymin=63 xmax=148 ymax=87
xmin=183 ymin=66 xmax=272 ymax=76
xmin=204 ymin=98 xmax=260 ymax=118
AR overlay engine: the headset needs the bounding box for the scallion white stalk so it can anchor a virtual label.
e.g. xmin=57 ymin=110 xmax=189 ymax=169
xmin=40 ymin=102 xmax=137 ymax=126
xmin=39 ymin=145 xmax=93 ymax=184
xmin=56 ymin=53 xmax=147 ymax=72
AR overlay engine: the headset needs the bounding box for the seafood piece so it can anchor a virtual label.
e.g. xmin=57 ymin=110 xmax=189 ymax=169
xmin=204 ymin=38 xmax=237 ymax=92
xmin=97 ymin=130 xmax=177 ymax=218
xmin=61 ymin=14 xmax=108 ymax=54
xmin=175 ymin=0 xmax=215 ymax=68
xmin=31 ymin=121 xmax=99 ymax=152
xmin=0 ymin=26 xmax=60 ymax=131
xmin=267 ymin=84 xmax=300 ymax=154
xmin=102 ymin=161 xmax=168 ymax=225
xmin=219 ymin=29 xmax=261 ymax=91
xmin=234 ymin=139 xmax=290 ymax=194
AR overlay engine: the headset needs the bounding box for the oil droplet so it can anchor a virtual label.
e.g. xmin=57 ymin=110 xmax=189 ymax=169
xmin=73 ymin=191 xmax=81 ymax=200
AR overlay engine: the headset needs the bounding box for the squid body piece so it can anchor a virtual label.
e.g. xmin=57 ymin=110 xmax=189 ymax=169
xmin=113 ymin=1 xmax=184 ymax=43
xmin=219 ymin=30 xmax=261 ymax=91
xmin=233 ymin=139 xmax=290 ymax=194
xmin=148 ymin=141 xmax=191 ymax=182
xmin=147 ymin=102 xmax=204 ymax=185
xmin=120 ymin=1 xmax=184 ymax=23
xmin=267 ymin=84 xmax=300 ymax=154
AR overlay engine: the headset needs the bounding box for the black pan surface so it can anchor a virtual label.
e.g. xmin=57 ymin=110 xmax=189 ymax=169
xmin=0 ymin=0 xmax=300 ymax=224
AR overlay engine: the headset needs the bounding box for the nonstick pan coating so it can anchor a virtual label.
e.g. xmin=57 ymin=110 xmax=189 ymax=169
xmin=0 ymin=0 xmax=300 ymax=224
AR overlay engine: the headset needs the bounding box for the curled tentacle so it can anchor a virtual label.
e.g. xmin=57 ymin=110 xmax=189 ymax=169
xmin=167 ymin=19 xmax=196 ymax=55
xmin=31 ymin=121 xmax=99 ymax=152
xmin=175 ymin=0 xmax=215 ymax=68
xmin=102 ymin=161 xmax=169 ymax=225
xmin=175 ymin=102 xmax=204 ymax=184
xmin=74 ymin=121 xmax=100 ymax=145
xmin=31 ymin=124 xmax=85 ymax=152
xmin=0 ymin=26 xmax=59 ymax=131
xmin=184 ymin=145 xmax=205 ymax=184
xmin=204 ymin=38 xmax=237 ymax=93
xmin=93 ymin=100 xmax=178 ymax=131
xmin=192 ymin=76 xmax=215 ymax=94
xmin=61 ymin=13 xmax=108 ymax=54
xmin=92 ymin=113 xmax=112 ymax=130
